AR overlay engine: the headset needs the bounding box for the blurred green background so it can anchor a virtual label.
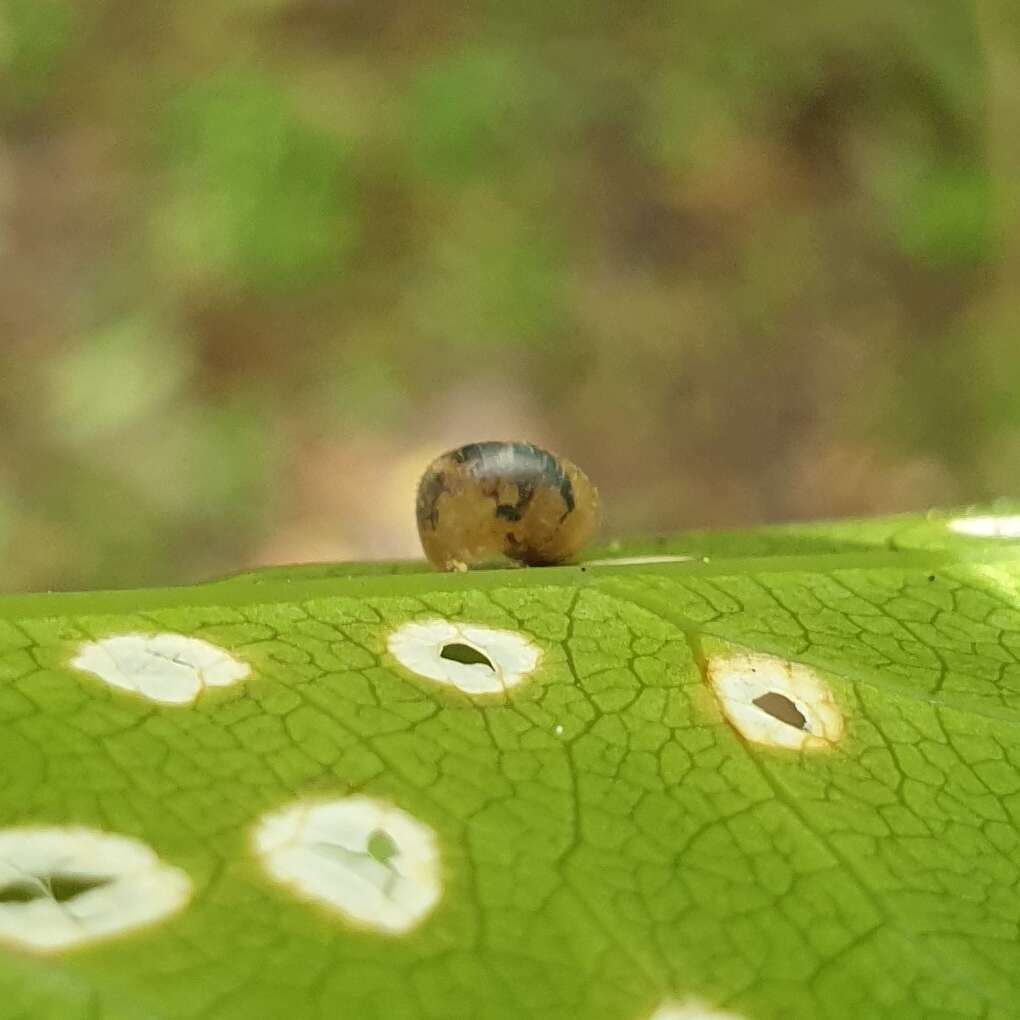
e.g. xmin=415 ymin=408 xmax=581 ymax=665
xmin=1 ymin=0 xmax=1018 ymax=593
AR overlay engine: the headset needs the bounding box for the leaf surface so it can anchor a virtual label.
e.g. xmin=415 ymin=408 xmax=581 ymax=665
xmin=1 ymin=507 xmax=1020 ymax=1020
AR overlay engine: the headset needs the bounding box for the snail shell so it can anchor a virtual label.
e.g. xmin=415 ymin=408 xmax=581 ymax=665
xmin=416 ymin=441 xmax=600 ymax=571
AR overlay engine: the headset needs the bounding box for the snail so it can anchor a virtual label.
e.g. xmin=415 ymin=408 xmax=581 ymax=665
xmin=416 ymin=441 xmax=600 ymax=571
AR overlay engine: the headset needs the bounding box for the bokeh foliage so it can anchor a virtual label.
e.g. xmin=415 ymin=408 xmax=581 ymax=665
xmin=0 ymin=0 xmax=1017 ymax=592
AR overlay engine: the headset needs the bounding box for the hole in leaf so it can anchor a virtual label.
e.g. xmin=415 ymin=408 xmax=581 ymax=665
xmin=752 ymin=691 xmax=807 ymax=730
xmin=0 ymin=882 xmax=39 ymax=904
xmin=366 ymin=829 xmax=399 ymax=866
xmin=0 ymin=874 xmax=111 ymax=904
xmin=439 ymin=643 xmax=493 ymax=669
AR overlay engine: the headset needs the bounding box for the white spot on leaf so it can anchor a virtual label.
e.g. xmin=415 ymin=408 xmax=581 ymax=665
xmin=648 ymin=999 xmax=748 ymax=1020
xmin=253 ymin=796 xmax=441 ymax=935
xmin=0 ymin=827 xmax=191 ymax=953
xmin=72 ymin=633 xmax=250 ymax=705
xmin=387 ymin=619 xmax=541 ymax=695
xmin=948 ymin=515 xmax=1020 ymax=539
xmin=707 ymin=650 xmax=844 ymax=751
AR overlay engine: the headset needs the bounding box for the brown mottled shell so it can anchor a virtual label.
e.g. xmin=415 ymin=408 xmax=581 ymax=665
xmin=416 ymin=441 xmax=601 ymax=571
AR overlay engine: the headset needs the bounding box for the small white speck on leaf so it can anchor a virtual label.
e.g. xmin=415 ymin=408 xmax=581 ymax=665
xmin=948 ymin=515 xmax=1020 ymax=539
xmin=707 ymin=650 xmax=844 ymax=751
xmin=253 ymin=796 xmax=441 ymax=935
xmin=648 ymin=999 xmax=748 ymax=1020
xmin=71 ymin=633 xmax=250 ymax=705
xmin=554 ymin=724 xmax=565 ymax=736
xmin=387 ymin=619 xmax=541 ymax=695
xmin=0 ymin=827 xmax=191 ymax=953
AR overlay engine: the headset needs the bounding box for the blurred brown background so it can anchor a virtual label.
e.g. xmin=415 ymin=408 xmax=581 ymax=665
xmin=1 ymin=0 xmax=1019 ymax=593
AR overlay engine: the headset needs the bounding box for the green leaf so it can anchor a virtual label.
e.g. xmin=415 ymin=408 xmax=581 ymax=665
xmin=2 ymin=506 xmax=1020 ymax=1019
